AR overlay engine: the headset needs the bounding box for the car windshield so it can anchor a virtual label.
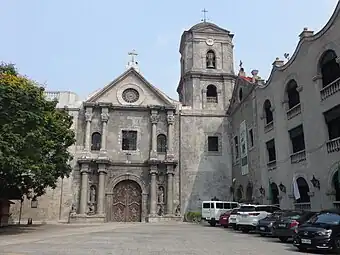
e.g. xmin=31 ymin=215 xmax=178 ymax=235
xmin=282 ymin=211 xmax=302 ymax=219
xmin=239 ymin=206 xmax=255 ymax=212
xmin=307 ymin=213 xmax=340 ymax=225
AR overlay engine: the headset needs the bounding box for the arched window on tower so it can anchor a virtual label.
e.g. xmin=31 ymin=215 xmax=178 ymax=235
xmin=206 ymin=85 xmax=218 ymax=103
xmin=206 ymin=50 xmax=216 ymax=69
xmin=319 ymin=50 xmax=340 ymax=88
xmin=157 ymin=134 xmax=167 ymax=153
xmin=91 ymin=132 xmax=101 ymax=151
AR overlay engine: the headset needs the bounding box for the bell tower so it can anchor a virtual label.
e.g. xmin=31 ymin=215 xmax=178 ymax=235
xmin=177 ymin=21 xmax=235 ymax=110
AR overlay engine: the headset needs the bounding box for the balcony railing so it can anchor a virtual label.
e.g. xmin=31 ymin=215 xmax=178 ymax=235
xmin=286 ymin=103 xmax=301 ymax=120
xmin=294 ymin=202 xmax=311 ymax=211
xmin=45 ymin=91 xmax=60 ymax=101
xmin=264 ymin=121 xmax=274 ymax=133
xmin=290 ymin=150 xmax=306 ymax=164
xmin=326 ymin=137 xmax=340 ymax=153
xmin=320 ymin=77 xmax=340 ymax=100
xmin=206 ymin=97 xmax=217 ymax=103
xmin=267 ymin=160 xmax=277 ymax=171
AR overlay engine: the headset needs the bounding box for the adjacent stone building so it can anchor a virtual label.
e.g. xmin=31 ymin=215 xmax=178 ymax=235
xmin=228 ymin=1 xmax=340 ymax=211
xmin=10 ymin=22 xmax=234 ymax=223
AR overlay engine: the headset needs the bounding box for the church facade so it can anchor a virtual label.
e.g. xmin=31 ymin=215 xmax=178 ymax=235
xmin=9 ymin=21 xmax=234 ymax=223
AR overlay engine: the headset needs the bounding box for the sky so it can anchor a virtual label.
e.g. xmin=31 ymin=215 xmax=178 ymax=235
xmin=0 ymin=0 xmax=339 ymax=100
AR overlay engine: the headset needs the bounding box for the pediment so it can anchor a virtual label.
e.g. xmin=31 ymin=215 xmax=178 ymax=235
xmin=86 ymin=68 xmax=174 ymax=107
xmin=190 ymin=22 xmax=231 ymax=34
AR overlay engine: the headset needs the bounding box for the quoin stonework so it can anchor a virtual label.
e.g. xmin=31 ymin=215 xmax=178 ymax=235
xmin=10 ymin=2 xmax=340 ymax=223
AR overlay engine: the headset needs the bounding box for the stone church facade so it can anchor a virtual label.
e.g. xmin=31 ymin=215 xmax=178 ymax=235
xmin=10 ymin=21 xmax=234 ymax=223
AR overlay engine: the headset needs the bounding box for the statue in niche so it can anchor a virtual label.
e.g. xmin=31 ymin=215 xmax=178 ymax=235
xmin=158 ymin=186 xmax=165 ymax=204
xmin=71 ymin=203 xmax=77 ymax=214
xmin=88 ymin=185 xmax=96 ymax=215
xmin=175 ymin=204 xmax=181 ymax=216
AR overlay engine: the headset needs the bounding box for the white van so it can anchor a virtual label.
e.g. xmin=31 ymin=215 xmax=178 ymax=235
xmin=201 ymin=201 xmax=239 ymax=226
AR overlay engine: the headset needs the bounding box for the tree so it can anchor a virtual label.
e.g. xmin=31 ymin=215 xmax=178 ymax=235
xmin=0 ymin=63 xmax=75 ymax=199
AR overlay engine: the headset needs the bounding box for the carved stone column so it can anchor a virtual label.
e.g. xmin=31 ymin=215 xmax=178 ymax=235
xmin=84 ymin=107 xmax=93 ymax=151
xmin=166 ymin=110 xmax=175 ymax=160
xmin=166 ymin=164 xmax=174 ymax=215
xmin=97 ymin=164 xmax=107 ymax=215
xmin=149 ymin=165 xmax=158 ymax=215
xmin=100 ymin=108 xmax=109 ymax=151
xmin=150 ymin=110 xmax=159 ymax=159
xmin=79 ymin=163 xmax=90 ymax=214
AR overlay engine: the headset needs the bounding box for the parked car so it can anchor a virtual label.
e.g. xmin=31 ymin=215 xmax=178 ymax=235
xmin=201 ymin=201 xmax=239 ymax=226
xmin=237 ymin=205 xmax=281 ymax=233
xmin=219 ymin=211 xmax=232 ymax=228
xmin=272 ymin=210 xmax=317 ymax=242
xmin=256 ymin=210 xmax=286 ymax=236
xmin=293 ymin=210 xmax=340 ymax=252
xmin=228 ymin=208 xmax=240 ymax=230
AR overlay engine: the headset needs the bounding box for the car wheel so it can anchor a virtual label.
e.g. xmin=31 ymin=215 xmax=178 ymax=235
xmin=242 ymin=228 xmax=250 ymax=233
xmin=209 ymin=221 xmax=216 ymax=227
xmin=260 ymin=233 xmax=265 ymax=237
xmin=333 ymin=238 xmax=340 ymax=253
xmin=223 ymin=225 xmax=228 ymax=228
xmin=279 ymin=237 xmax=289 ymax=243
xmin=232 ymin=225 xmax=237 ymax=230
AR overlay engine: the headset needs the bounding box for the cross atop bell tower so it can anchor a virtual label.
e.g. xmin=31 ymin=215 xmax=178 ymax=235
xmin=126 ymin=49 xmax=140 ymax=72
xmin=201 ymin=8 xmax=208 ymax=22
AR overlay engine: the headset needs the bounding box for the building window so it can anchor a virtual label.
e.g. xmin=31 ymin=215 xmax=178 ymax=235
xmin=286 ymin=80 xmax=300 ymax=109
xmin=157 ymin=134 xmax=167 ymax=153
xmin=266 ymin=139 xmax=276 ymax=162
xmin=324 ymin=104 xmax=340 ymax=140
xmin=319 ymin=50 xmax=340 ymax=88
xmin=289 ymin=125 xmax=305 ymax=153
xmin=206 ymin=85 xmax=218 ymax=103
xmin=234 ymin=136 xmax=239 ymax=159
xmin=238 ymin=88 xmax=243 ymax=101
xmin=263 ymin=100 xmax=273 ymax=124
xmin=208 ymin=136 xmax=219 ymax=152
xmin=122 ymin=130 xmax=137 ymax=151
xmin=296 ymin=177 xmax=311 ymax=203
xmin=91 ymin=132 xmax=101 ymax=151
xmin=206 ymin=50 xmax=216 ymax=69
xmin=249 ymin=129 xmax=254 ymax=147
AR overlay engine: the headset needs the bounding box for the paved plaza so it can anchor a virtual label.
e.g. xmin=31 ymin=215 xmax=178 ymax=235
xmin=0 ymin=223 xmax=304 ymax=255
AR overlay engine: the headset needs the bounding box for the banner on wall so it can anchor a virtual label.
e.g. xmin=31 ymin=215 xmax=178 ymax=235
xmin=240 ymin=120 xmax=249 ymax=175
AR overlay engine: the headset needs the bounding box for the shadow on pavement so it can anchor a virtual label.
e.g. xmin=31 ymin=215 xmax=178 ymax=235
xmin=0 ymin=224 xmax=46 ymax=236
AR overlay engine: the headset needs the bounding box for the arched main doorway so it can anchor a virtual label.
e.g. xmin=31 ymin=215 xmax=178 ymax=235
xmin=111 ymin=180 xmax=142 ymax=222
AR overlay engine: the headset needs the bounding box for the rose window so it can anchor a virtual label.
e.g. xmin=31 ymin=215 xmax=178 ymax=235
xmin=122 ymin=88 xmax=139 ymax=103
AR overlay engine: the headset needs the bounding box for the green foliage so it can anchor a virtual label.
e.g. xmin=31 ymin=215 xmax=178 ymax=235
xmin=185 ymin=211 xmax=202 ymax=223
xmin=0 ymin=63 xmax=76 ymax=199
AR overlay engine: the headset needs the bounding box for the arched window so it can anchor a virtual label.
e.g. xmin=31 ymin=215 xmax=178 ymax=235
xmin=286 ymin=80 xmax=300 ymax=109
xmin=157 ymin=134 xmax=167 ymax=153
xmin=206 ymin=85 xmax=218 ymax=103
xmin=319 ymin=50 xmax=340 ymax=88
xmin=91 ymin=132 xmax=101 ymax=151
xmin=245 ymin=183 xmax=253 ymax=203
xmin=236 ymin=185 xmax=243 ymax=202
xmin=263 ymin=100 xmax=273 ymax=124
xmin=296 ymin=177 xmax=310 ymax=203
xmin=332 ymin=170 xmax=340 ymax=201
xmin=270 ymin=182 xmax=280 ymax=205
xmin=206 ymin=50 xmax=216 ymax=69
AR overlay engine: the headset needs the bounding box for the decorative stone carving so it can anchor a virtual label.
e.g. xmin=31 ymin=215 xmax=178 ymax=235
xmin=150 ymin=115 xmax=159 ymax=124
xmin=167 ymin=114 xmax=175 ymax=124
xmin=85 ymin=112 xmax=93 ymax=122
xmin=157 ymin=204 xmax=164 ymax=216
xmin=175 ymin=204 xmax=181 ymax=216
xmin=101 ymin=112 xmax=109 ymax=122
